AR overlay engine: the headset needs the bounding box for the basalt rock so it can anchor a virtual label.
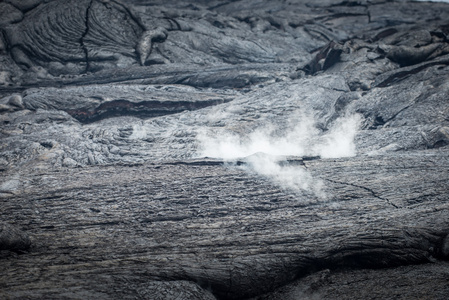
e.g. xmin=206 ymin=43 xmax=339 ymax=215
xmin=0 ymin=223 xmax=31 ymax=252
xmin=1 ymin=0 xmax=449 ymax=299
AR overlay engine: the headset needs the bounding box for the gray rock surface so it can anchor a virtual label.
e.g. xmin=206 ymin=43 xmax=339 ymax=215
xmin=1 ymin=0 xmax=449 ymax=299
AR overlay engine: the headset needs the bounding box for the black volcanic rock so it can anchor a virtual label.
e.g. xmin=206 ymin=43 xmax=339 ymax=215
xmin=0 ymin=223 xmax=31 ymax=252
xmin=1 ymin=0 xmax=449 ymax=299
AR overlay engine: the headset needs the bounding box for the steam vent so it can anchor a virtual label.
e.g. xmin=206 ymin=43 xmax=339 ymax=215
xmin=2 ymin=0 xmax=449 ymax=299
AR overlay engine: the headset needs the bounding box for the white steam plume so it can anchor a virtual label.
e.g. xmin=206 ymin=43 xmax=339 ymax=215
xmin=315 ymin=114 xmax=361 ymax=159
xmin=196 ymin=111 xmax=361 ymax=195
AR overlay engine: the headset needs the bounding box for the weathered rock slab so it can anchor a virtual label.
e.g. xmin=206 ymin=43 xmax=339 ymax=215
xmin=1 ymin=0 xmax=449 ymax=299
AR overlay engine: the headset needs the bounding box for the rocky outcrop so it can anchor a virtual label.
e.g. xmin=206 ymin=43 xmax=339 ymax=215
xmin=1 ymin=0 xmax=449 ymax=299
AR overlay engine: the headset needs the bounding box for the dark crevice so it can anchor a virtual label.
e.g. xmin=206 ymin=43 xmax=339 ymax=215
xmin=374 ymin=59 xmax=449 ymax=87
xmin=163 ymin=16 xmax=182 ymax=31
xmin=366 ymin=103 xmax=412 ymax=129
xmin=303 ymin=27 xmax=333 ymax=43
xmin=11 ymin=1 xmax=42 ymax=13
xmin=165 ymin=159 xmax=228 ymax=167
xmin=331 ymin=1 xmax=368 ymax=8
xmin=432 ymin=140 xmax=449 ymax=149
xmin=323 ymin=247 xmax=434 ymax=271
xmin=267 ymin=19 xmax=282 ymax=30
xmin=325 ymin=178 xmax=399 ymax=208
xmin=40 ymin=141 xmax=53 ymax=149
xmin=65 ymin=98 xmax=234 ymax=124
xmin=371 ymin=28 xmax=398 ymax=42
xmin=315 ymin=13 xmax=368 ymax=22
xmin=207 ymin=1 xmax=240 ymax=11
xmin=9 ymin=46 xmax=36 ymax=68
xmin=303 ymin=41 xmax=343 ymax=75
xmin=383 ymin=104 xmax=411 ymax=124
xmin=80 ymin=0 xmax=94 ymax=73
xmin=165 ymin=156 xmax=320 ymax=170
xmin=369 ymin=115 xmax=386 ymax=129
xmin=385 ymin=20 xmax=415 ymax=27
xmin=0 ymin=29 xmax=7 ymax=51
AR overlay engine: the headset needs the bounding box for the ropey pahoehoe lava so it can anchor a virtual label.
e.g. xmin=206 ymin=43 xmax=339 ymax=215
xmin=1 ymin=1 xmax=449 ymax=299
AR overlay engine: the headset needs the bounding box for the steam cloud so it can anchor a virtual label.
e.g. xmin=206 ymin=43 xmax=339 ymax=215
xmin=196 ymin=111 xmax=361 ymax=196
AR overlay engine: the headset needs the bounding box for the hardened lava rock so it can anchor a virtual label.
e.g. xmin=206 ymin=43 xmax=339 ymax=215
xmin=3 ymin=0 xmax=144 ymax=75
xmin=1 ymin=1 xmax=449 ymax=300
